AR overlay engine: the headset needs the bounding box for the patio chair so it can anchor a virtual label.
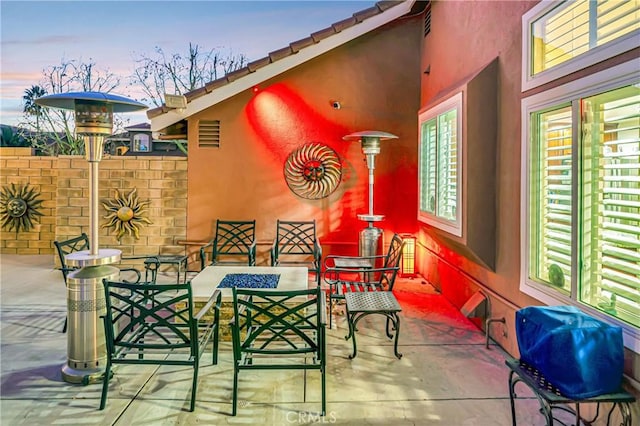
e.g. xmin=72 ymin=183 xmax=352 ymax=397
xmin=100 ymin=279 xmax=221 ymax=412
xmin=200 ymin=219 xmax=256 ymax=269
xmin=270 ymin=219 xmax=322 ymax=286
xmin=323 ymin=233 xmax=405 ymax=328
xmin=230 ymin=286 xmax=326 ymax=416
xmin=54 ymin=233 xmax=155 ymax=333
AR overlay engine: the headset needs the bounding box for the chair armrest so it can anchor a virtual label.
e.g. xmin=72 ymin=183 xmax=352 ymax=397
xmin=319 ymin=291 xmax=327 ymax=326
xmin=270 ymin=239 xmax=278 ymax=266
xmin=199 ymin=240 xmax=214 ymax=271
xmin=323 ymin=254 xmax=384 ymax=268
xmin=248 ymin=241 xmax=257 ymax=266
xmin=194 ymin=289 xmax=221 ymax=322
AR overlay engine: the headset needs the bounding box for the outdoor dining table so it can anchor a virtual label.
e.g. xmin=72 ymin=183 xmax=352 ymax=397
xmin=190 ymin=265 xmax=309 ymax=302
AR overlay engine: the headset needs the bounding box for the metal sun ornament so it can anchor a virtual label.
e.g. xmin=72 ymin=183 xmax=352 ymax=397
xmin=284 ymin=142 xmax=342 ymax=200
xmin=0 ymin=183 xmax=44 ymax=232
xmin=101 ymin=188 xmax=152 ymax=241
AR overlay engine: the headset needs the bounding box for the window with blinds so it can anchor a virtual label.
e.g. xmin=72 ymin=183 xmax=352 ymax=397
xmin=526 ymin=80 xmax=640 ymax=328
xmin=530 ymin=105 xmax=573 ymax=292
xmin=418 ymin=92 xmax=462 ymax=236
xmin=581 ymin=85 xmax=640 ymax=326
xmin=531 ymin=0 xmax=640 ymax=75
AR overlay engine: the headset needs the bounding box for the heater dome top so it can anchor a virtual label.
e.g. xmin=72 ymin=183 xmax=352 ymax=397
xmin=343 ymin=130 xmax=398 ymax=141
xmin=35 ymin=91 xmax=147 ymax=112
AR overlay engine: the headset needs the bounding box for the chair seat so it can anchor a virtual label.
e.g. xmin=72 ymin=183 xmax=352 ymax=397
xmin=345 ymin=291 xmax=402 ymax=313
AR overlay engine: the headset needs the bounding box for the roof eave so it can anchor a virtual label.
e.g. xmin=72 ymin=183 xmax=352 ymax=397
xmin=150 ymin=0 xmax=415 ymax=132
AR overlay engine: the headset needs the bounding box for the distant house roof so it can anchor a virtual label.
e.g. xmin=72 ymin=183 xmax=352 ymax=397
xmin=125 ymin=122 xmax=151 ymax=131
xmin=148 ymin=0 xmax=418 ymax=132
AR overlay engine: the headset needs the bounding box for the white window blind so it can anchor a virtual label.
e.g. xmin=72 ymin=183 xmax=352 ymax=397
xmin=418 ymin=93 xmax=462 ymax=236
xmin=532 ymin=0 xmax=640 ymax=75
xmin=530 ymin=105 xmax=573 ymax=289
xmin=581 ymin=85 xmax=640 ymax=326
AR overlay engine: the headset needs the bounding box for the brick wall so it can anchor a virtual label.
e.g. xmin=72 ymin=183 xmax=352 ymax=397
xmin=0 ymin=151 xmax=187 ymax=266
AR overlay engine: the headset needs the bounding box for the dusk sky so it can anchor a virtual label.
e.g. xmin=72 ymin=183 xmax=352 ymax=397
xmin=1 ymin=0 xmax=377 ymax=127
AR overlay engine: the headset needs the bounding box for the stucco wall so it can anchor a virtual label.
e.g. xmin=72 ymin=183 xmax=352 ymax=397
xmin=417 ymin=0 xmax=640 ymax=388
xmin=185 ymin=16 xmax=422 ymax=262
xmin=0 ymin=152 xmax=188 ymax=269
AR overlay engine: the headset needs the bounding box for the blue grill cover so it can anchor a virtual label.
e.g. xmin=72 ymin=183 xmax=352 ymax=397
xmin=515 ymin=305 xmax=624 ymax=399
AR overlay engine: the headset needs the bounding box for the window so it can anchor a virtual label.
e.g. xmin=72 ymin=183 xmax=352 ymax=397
xmin=132 ymin=133 xmax=151 ymax=152
xmin=418 ymin=92 xmax=462 ymax=236
xmin=522 ymin=0 xmax=639 ymax=90
xmin=521 ymin=59 xmax=640 ymax=349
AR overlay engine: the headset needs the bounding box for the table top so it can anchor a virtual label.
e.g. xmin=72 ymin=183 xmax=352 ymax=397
xmin=345 ymin=291 xmax=401 ymax=313
xmin=190 ymin=266 xmax=309 ymax=301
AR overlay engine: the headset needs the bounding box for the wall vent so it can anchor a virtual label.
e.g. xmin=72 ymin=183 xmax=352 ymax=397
xmin=198 ymin=120 xmax=220 ymax=148
xmin=424 ymin=7 xmax=431 ymax=37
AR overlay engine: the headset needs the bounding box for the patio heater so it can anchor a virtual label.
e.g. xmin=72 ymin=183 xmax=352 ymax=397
xmin=343 ymin=130 xmax=398 ymax=258
xmin=36 ymin=92 xmax=147 ymax=384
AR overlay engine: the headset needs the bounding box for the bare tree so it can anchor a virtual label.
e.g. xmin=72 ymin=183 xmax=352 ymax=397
xmin=20 ymin=58 xmax=123 ymax=155
xmin=131 ymin=43 xmax=248 ymax=107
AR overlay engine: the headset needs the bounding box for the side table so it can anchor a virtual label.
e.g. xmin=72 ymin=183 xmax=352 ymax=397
xmin=145 ymin=254 xmax=189 ymax=284
xmin=344 ymin=291 xmax=402 ymax=359
xmin=506 ymin=358 xmax=635 ymax=426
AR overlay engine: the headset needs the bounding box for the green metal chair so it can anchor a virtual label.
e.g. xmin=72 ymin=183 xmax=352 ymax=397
xmin=54 ymin=233 xmax=152 ymax=333
xmin=270 ymin=219 xmax=322 ymax=286
xmin=100 ymin=280 xmax=221 ymax=412
xmin=323 ymin=233 xmax=405 ymax=329
xmin=230 ymin=286 xmax=326 ymax=416
xmin=200 ymin=219 xmax=256 ymax=269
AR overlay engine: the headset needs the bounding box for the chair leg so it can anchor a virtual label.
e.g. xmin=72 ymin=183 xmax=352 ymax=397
xmin=232 ymin=367 xmax=239 ymax=416
xmin=190 ymin=362 xmax=198 ymax=412
xmin=99 ymin=363 xmax=111 ymax=410
xmin=321 ymin=365 xmax=326 ymax=416
xmin=212 ymin=324 xmax=219 ymax=365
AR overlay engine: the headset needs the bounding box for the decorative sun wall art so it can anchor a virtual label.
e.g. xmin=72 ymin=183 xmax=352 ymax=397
xmin=284 ymin=142 xmax=342 ymax=200
xmin=101 ymin=188 xmax=152 ymax=241
xmin=0 ymin=183 xmax=44 ymax=232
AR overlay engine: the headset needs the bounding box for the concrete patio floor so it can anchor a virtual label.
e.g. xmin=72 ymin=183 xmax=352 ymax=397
xmin=0 ymin=254 xmax=613 ymax=425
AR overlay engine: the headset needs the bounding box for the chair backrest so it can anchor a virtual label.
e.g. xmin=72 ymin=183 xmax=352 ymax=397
xmin=214 ymin=219 xmax=256 ymax=256
xmin=274 ymin=219 xmax=317 ymax=257
xmin=379 ymin=234 xmax=405 ymax=290
xmin=102 ymin=280 xmax=197 ymax=359
xmin=231 ymin=286 xmax=325 ymax=362
xmin=54 ymin=233 xmax=89 ymax=282
xmin=383 ymin=233 xmax=405 ymax=269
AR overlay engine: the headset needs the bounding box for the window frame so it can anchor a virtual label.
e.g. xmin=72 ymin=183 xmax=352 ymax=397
xmin=520 ymin=59 xmax=640 ymax=352
xmin=417 ymin=92 xmax=463 ymax=237
xmin=521 ymin=0 xmax=640 ymax=91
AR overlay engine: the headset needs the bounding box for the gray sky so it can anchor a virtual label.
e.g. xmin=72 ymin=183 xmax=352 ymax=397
xmin=1 ymin=0 xmax=377 ymax=126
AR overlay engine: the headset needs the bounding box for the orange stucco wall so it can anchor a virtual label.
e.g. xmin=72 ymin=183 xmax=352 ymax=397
xmin=186 ymin=16 xmax=422 ymax=263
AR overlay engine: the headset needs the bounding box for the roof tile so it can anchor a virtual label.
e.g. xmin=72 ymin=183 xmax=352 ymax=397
xmin=269 ymin=46 xmax=295 ymax=62
xmin=247 ymin=56 xmax=272 ymax=72
xmin=186 ymin=87 xmax=207 ymax=102
xmin=332 ymin=16 xmax=357 ymax=33
xmin=225 ymin=67 xmax=252 ymax=82
xmin=354 ymin=5 xmax=382 ymax=22
xmin=310 ymin=26 xmax=337 ymax=43
xmin=376 ymin=1 xmax=402 ymax=12
xmin=204 ymin=77 xmax=229 ymax=93
xmin=290 ymin=36 xmax=316 ymax=53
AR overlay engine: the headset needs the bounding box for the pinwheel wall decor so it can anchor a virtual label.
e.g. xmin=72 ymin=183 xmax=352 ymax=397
xmin=284 ymin=142 xmax=342 ymax=200
xmin=0 ymin=183 xmax=44 ymax=232
xmin=101 ymin=188 xmax=152 ymax=241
